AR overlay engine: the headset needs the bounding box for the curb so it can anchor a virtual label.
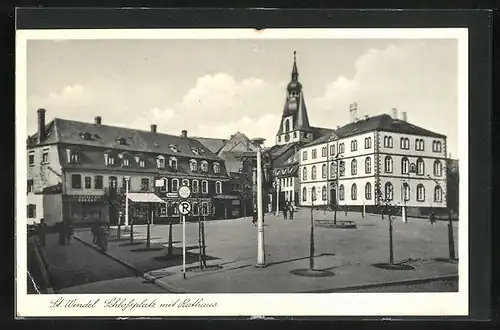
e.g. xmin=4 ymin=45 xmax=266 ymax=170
xmin=30 ymin=237 xmax=57 ymax=294
xmin=303 ymin=274 xmax=458 ymax=293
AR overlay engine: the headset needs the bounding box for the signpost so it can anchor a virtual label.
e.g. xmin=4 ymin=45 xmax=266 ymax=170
xmin=177 ymin=185 xmax=192 ymax=279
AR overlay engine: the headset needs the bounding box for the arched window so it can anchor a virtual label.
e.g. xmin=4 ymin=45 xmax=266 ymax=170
xmin=365 ymin=137 xmax=372 ymax=149
xmin=330 ymin=162 xmax=336 ymax=178
xmin=433 ymin=160 xmax=442 ymax=176
xmin=417 ymin=184 xmax=425 ymax=201
xmin=417 ymin=158 xmax=425 ymax=175
xmin=311 ymin=166 xmax=317 ymax=180
xmin=351 ymin=184 xmax=357 ymax=200
xmin=189 ymin=159 xmax=197 ymax=171
xmin=215 ymin=181 xmax=222 ymax=194
xmin=171 ymin=178 xmax=179 ymax=192
xmin=201 ymin=180 xmax=208 ymax=194
xmin=169 ymin=157 xmax=177 ymax=169
xmin=401 ymin=157 xmax=409 ymax=174
xmin=192 ymin=179 xmax=199 ymax=193
xmin=322 ymin=186 xmax=327 ymax=200
xmin=351 ymin=140 xmax=357 ymax=152
xmin=351 ymin=159 xmax=357 ymax=175
xmin=384 ymin=136 xmax=393 ymax=148
xmin=339 ymin=161 xmax=345 ymax=177
xmin=433 ymin=140 xmax=442 ymax=153
xmin=302 ymin=187 xmax=307 ymax=201
xmin=311 ymin=187 xmax=317 ymax=202
xmin=330 ymin=144 xmax=336 ymax=156
xmin=434 ymin=185 xmax=443 ymax=202
xmin=385 ymin=182 xmax=394 ymax=201
xmin=384 ymin=156 xmax=393 ymax=173
xmin=159 ymin=178 xmax=168 ymax=192
xmin=339 ymin=185 xmax=345 ymax=201
xmin=365 ymin=182 xmax=372 ymax=200
xmin=415 ymin=139 xmax=425 ymax=151
xmin=285 ymin=119 xmax=290 ymax=132
xmin=400 ymin=137 xmax=410 ymax=150
xmin=192 ymin=202 xmax=199 ymax=216
xmin=182 ymin=179 xmax=190 ymax=187
xmin=365 ymin=157 xmax=372 ymax=174
xmin=213 ymin=162 xmax=220 ymax=174
xmin=322 ymin=164 xmax=327 ymax=178
xmin=201 ymin=161 xmax=208 ymax=172
xmin=402 ymin=183 xmax=410 ymax=201
xmin=303 ymin=167 xmax=307 ymax=181
xmin=339 ymin=143 xmax=345 ymax=154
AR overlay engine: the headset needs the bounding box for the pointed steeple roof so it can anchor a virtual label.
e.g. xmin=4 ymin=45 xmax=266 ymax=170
xmin=291 ymin=50 xmax=298 ymax=81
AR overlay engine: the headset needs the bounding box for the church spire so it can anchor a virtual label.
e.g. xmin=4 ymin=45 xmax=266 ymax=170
xmin=291 ymin=50 xmax=298 ymax=81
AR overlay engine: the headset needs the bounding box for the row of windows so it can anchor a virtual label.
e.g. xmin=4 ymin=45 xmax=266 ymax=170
xmin=280 ymin=177 xmax=293 ymax=188
xmin=161 ymin=201 xmax=211 ymax=216
xmin=384 ymin=136 xmax=443 ymax=152
xmin=301 ymin=158 xmax=443 ymax=181
xmin=60 ymin=149 xmax=221 ymax=173
xmin=301 ymin=183 xmax=444 ymax=203
xmin=301 ymin=136 xmax=443 ymax=162
xmin=66 ymin=175 xmax=223 ymax=194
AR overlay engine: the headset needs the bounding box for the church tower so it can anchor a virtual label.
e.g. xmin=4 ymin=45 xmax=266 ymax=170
xmin=276 ymin=51 xmax=314 ymax=146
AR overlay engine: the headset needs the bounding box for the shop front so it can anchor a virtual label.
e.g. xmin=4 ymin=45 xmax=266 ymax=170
xmin=126 ymin=192 xmax=166 ymax=225
xmin=63 ymin=194 xmax=108 ymax=227
xmin=212 ymin=195 xmax=241 ymax=220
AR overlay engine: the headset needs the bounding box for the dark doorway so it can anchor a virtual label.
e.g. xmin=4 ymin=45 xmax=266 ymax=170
xmin=330 ymin=189 xmax=337 ymax=206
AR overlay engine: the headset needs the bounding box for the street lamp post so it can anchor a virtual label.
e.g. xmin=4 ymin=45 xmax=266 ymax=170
xmin=333 ymin=154 xmax=343 ymax=225
xmin=309 ymin=187 xmax=315 ymax=270
xmin=275 ymin=178 xmax=280 ymax=217
xmin=256 ymin=145 xmax=266 ymax=267
xmin=124 ymin=176 xmax=130 ymax=229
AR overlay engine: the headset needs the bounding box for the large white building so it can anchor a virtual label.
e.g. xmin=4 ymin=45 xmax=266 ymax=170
xmin=299 ymin=105 xmax=448 ymax=212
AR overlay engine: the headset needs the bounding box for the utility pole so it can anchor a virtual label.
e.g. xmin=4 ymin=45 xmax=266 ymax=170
xmin=256 ymin=145 xmax=266 ymax=267
xmin=309 ymin=189 xmax=315 ymax=270
xmin=124 ymin=176 xmax=130 ymax=229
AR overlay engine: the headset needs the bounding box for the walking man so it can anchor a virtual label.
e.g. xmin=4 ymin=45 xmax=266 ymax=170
xmin=37 ymin=218 xmax=47 ymax=247
xmin=289 ymin=202 xmax=295 ymax=220
xmin=283 ymin=202 xmax=288 ymax=220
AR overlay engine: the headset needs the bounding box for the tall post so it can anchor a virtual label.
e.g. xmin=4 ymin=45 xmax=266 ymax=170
xmin=124 ymin=177 xmax=130 ymax=229
xmin=362 ymin=199 xmax=366 ymax=218
xmin=167 ymin=218 xmax=173 ymax=257
xmin=146 ymin=205 xmax=152 ymax=249
xmin=275 ymin=179 xmax=280 ymax=217
xmin=309 ymin=193 xmax=315 ymax=270
xmin=389 ymin=212 xmax=394 ymax=264
xmin=256 ymin=146 xmax=266 ymax=267
xmin=182 ymin=214 xmax=186 ymax=279
xmin=448 ymin=207 xmax=456 ymax=260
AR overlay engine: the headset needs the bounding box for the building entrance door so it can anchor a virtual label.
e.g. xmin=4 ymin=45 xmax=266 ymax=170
xmin=330 ymin=189 xmax=337 ymax=207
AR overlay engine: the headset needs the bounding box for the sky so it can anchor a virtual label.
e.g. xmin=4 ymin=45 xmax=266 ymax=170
xmin=26 ymin=38 xmax=459 ymax=157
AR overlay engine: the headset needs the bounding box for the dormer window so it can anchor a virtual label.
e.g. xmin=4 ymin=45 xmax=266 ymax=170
xmin=116 ymin=137 xmax=127 ymax=145
xmin=119 ymin=152 xmax=130 ymax=167
xmin=191 ymin=148 xmax=200 ymax=156
xmin=169 ymin=157 xmax=178 ymax=170
xmin=169 ymin=144 xmax=179 ymax=153
xmin=105 ymin=154 xmax=115 ymax=166
xmin=79 ymin=132 xmax=92 ymax=140
xmin=189 ymin=159 xmax=198 ymax=171
xmin=66 ymin=149 xmax=80 ymax=163
xmin=201 ymin=161 xmax=208 ymax=172
xmin=135 ymin=154 xmax=146 ymax=168
xmin=213 ymin=162 xmax=220 ymax=174
xmin=156 ymin=155 xmax=165 ymax=169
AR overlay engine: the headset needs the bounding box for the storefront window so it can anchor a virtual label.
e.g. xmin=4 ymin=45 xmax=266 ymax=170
xmin=95 ymin=175 xmax=103 ymax=189
xmin=141 ymin=178 xmax=150 ymax=191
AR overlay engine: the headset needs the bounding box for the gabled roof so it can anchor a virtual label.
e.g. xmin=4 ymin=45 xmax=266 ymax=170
xmin=192 ymin=137 xmax=228 ymax=154
xmin=334 ymin=114 xmax=446 ymax=139
xmin=29 ymin=118 xmax=221 ymax=161
xmin=303 ymin=133 xmax=338 ymax=148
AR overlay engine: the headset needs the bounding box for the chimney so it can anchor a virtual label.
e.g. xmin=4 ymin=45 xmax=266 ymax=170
xmin=94 ymin=116 xmax=102 ymax=125
xmin=181 ymin=130 xmax=187 ymax=138
xmin=401 ymin=111 xmax=408 ymax=122
xmin=349 ymin=102 xmax=358 ymax=123
xmin=37 ymin=108 xmax=46 ymax=143
xmin=391 ymin=108 xmax=398 ymax=119
xmin=150 ymin=124 xmax=157 ymax=133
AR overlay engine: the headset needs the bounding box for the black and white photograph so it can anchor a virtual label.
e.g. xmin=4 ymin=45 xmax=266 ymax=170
xmin=16 ymin=25 xmax=469 ymax=317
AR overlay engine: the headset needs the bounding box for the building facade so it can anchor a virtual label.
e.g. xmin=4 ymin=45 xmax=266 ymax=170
xmin=26 ymin=109 xmax=231 ymax=227
xmin=299 ymin=106 xmax=448 ymax=213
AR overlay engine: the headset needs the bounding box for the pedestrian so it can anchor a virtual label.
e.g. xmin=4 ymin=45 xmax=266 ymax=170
xmin=91 ymin=219 xmax=99 ymax=244
xmin=283 ymin=202 xmax=288 ymax=220
xmin=429 ymin=211 xmax=437 ymax=225
xmin=57 ymin=221 xmax=66 ymax=246
xmin=37 ymin=218 xmax=47 ymax=247
xmin=252 ymin=204 xmax=257 ymax=226
xmin=289 ymin=202 xmax=295 ymax=220
xmin=65 ymin=221 xmax=73 ymax=244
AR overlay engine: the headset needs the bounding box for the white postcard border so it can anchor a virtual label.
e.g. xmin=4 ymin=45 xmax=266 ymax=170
xmin=15 ymin=27 xmax=469 ymax=317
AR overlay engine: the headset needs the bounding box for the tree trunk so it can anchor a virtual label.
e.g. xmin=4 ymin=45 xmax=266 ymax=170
xmin=167 ymin=218 xmax=173 ymax=257
xmin=201 ymin=220 xmax=207 ymax=267
xmin=389 ymin=216 xmax=394 ymax=264
xmin=310 ymin=205 xmax=315 ymax=270
xmin=448 ymin=209 xmax=456 ymax=260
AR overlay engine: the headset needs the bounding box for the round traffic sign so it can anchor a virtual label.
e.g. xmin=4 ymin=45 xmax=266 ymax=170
xmin=178 ymin=185 xmax=191 ymax=199
xmin=178 ymin=201 xmax=192 ymax=215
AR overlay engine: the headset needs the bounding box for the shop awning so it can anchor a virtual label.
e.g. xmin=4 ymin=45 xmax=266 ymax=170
xmin=127 ymin=193 xmax=166 ymax=203
xmin=212 ymin=194 xmax=240 ymax=200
